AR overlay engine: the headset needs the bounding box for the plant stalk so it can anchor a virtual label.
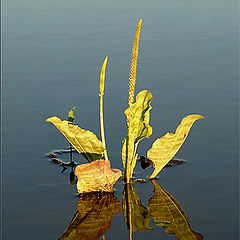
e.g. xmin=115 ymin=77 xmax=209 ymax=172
xmin=100 ymin=94 xmax=108 ymax=160
xmin=123 ymin=19 xmax=142 ymax=182
xmin=99 ymin=57 xmax=109 ymax=161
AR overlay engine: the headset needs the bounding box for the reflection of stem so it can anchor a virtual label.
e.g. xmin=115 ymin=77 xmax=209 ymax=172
xmin=129 ymin=231 xmax=132 ymax=240
xmin=99 ymin=57 xmax=109 ymax=161
xmin=127 ymin=184 xmax=133 ymax=240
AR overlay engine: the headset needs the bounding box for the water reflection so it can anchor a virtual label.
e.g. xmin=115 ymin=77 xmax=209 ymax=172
xmin=47 ymin=145 xmax=78 ymax=185
xmin=52 ymin=149 xmax=203 ymax=239
xmin=58 ymin=192 xmax=122 ymax=240
xmin=122 ymin=180 xmax=203 ymax=240
xmin=122 ymin=184 xmax=152 ymax=239
xmin=147 ymin=180 xmax=203 ymax=240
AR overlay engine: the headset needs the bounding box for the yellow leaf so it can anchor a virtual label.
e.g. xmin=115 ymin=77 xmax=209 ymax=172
xmin=148 ymin=179 xmax=203 ymax=240
xmin=122 ymin=184 xmax=152 ymax=238
xmin=147 ymin=114 xmax=204 ymax=179
xmin=122 ymin=90 xmax=152 ymax=182
xmin=59 ymin=192 xmax=122 ymax=240
xmin=74 ymin=160 xmax=122 ymax=193
xmin=46 ymin=116 xmax=104 ymax=162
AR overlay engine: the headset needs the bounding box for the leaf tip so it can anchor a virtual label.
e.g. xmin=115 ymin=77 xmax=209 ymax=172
xmin=46 ymin=116 xmax=57 ymax=123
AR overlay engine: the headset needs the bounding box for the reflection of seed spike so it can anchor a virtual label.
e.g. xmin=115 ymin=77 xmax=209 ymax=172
xmin=99 ymin=56 xmax=108 ymax=96
xmin=128 ymin=19 xmax=142 ymax=107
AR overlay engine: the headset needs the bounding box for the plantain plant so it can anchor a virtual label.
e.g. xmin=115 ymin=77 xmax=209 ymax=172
xmin=46 ymin=19 xmax=204 ymax=187
xmin=121 ymin=19 xmax=204 ymax=183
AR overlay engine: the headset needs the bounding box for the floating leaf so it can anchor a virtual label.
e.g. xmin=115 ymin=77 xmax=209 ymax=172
xmin=59 ymin=192 xmax=122 ymax=240
xmin=147 ymin=114 xmax=204 ymax=178
xmin=166 ymin=158 xmax=184 ymax=167
xmin=122 ymin=184 xmax=152 ymax=238
xmin=148 ymin=179 xmax=203 ymax=240
xmin=68 ymin=106 xmax=75 ymax=123
xmin=139 ymin=156 xmax=153 ymax=169
xmin=46 ymin=116 xmax=104 ymax=162
xmin=74 ymin=160 xmax=122 ymax=193
xmin=46 ymin=152 xmax=57 ymax=158
xmin=122 ymin=90 xmax=153 ymax=182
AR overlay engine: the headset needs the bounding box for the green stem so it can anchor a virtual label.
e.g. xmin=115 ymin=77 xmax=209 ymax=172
xmin=99 ymin=57 xmax=109 ymax=161
xmin=124 ymin=134 xmax=129 ymax=183
xmin=100 ymin=94 xmax=109 ymax=161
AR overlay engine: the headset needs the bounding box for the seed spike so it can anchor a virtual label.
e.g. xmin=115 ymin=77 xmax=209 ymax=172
xmin=128 ymin=19 xmax=142 ymax=107
xmin=99 ymin=56 xmax=108 ymax=96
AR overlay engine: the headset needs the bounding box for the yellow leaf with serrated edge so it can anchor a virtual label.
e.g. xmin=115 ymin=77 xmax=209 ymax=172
xmin=148 ymin=179 xmax=203 ymax=240
xmin=122 ymin=90 xmax=152 ymax=182
xmin=147 ymin=114 xmax=204 ymax=179
xmin=46 ymin=116 xmax=104 ymax=162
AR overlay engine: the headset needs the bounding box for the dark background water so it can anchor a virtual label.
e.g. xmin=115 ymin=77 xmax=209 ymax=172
xmin=2 ymin=0 xmax=239 ymax=239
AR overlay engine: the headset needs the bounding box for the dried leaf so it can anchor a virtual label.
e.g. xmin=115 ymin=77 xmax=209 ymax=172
xmin=122 ymin=184 xmax=152 ymax=237
xmin=74 ymin=160 xmax=122 ymax=193
xmin=147 ymin=114 xmax=204 ymax=178
xmin=59 ymin=192 xmax=122 ymax=240
xmin=122 ymin=90 xmax=153 ymax=182
xmin=148 ymin=179 xmax=203 ymax=240
xmin=46 ymin=152 xmax=57 ymax=158
xmin=46 ymin=116 xmax=104 ymax=162
xmin=166 ymin=158 xmax=184 ymax=167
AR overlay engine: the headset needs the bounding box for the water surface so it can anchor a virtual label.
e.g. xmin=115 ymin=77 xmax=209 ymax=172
xmin=2 ymin=0 xmax=239 ymax=239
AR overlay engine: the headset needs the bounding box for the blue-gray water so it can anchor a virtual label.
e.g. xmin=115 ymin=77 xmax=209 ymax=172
xmin=2 ymin=0 xmax=239 ymax=239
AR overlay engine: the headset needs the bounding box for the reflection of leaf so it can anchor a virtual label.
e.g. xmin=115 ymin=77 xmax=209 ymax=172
xmin=46 ymin=116 xmax=104 ymax=162
xmin=74 ymin=160 xmax=122 ymax=193
xmin=59 ymin=192 xmax=122 ymax=240
xmin=147 ymin=114 xmax=204 ymax=178
xmin=122 ymin=184 xmax=152 ymax=238
xmin=148 ymin=179 xmax=203 ymax=240
xmin=122 ymin=90 xmax=153 ymax=182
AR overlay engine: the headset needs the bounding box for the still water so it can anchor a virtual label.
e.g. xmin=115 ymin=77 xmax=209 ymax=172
xmin=2 ymin=0 xmax=239 ymax=239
